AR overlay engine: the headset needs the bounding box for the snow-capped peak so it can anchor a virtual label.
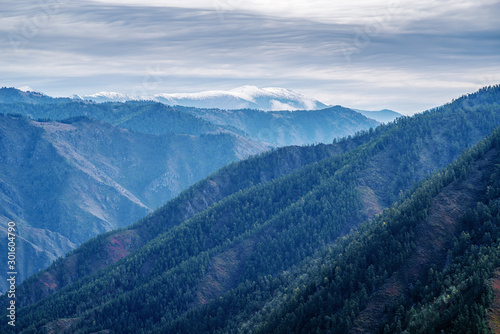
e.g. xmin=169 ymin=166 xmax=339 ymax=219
xmin=73 ymin=91 xmax=144 ymax=103
xmin=229 ymin=86 xmax=303 ymax=101
xmin=17 ymin=86 xmax=41 ymax=93
xmin=90 ymin=91 xmax=132 ymax=100
xmin=74 ymin=86 xmax=329 ymax=111
xmin=229 ymin=85 xmax=264 ymax=101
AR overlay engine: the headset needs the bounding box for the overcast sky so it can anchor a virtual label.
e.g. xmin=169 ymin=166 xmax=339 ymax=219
xmin=1 ymin=0 xmax=499 ymax=114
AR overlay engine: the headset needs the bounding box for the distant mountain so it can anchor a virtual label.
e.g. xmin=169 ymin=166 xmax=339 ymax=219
xmin=0 ymin=115 xmax=267 ymax=293
xmin=73 ymin=85 xmax=330 ymax=111
xmin=17 ymin=86 xmax=39 ymax=93
xmin=178 ymin=105 xmax=379 ymax=146
xmin=353 ymin=108 xmax=403 ymax=123
xmin=0 ymin=88 xmax=378 ymax=147
xmin=8 ymin=86 xmax=500 ymax=333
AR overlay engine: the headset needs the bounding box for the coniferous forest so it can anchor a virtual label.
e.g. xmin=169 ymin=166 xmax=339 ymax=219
xmin=0 ymin=85 xmax=499 ymax=333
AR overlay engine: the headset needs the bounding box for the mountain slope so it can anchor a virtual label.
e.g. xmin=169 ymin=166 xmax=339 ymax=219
xmin=7 ymin=85 xmax=500 ymax=333
xmin=252 ymin=127 xmax=500 ymax=334
xmin=74 ymin=85 xmax=329 ymax=111
xmin=14 ymin=137 xmax=366 ymax=307
xmin=0 ymin=89 xmax=379 ymax=292
xmin=0 ymin=115 xmax=267 ymax=293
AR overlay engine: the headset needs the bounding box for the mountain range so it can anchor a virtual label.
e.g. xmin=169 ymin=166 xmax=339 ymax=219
xmin=177 ymin=105 xmax=380 ymax=146
xmin=72 ymin=85 xmax=330 ymax=111
xmin=5 ymin=85 xmax=500 ymax=333
xmin=0 ymin=87 xmax=381 ymax=146
xmin=0 ymin=87 xmax=379 ymax=292
xmin=8 ymin=85 xmax=402 ymax=123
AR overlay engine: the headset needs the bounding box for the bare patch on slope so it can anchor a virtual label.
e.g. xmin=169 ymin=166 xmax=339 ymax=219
xmin=195 ymin=238 xmax=256 ymax=305
xmin=42 ymin=317 xmax=82 ymax=334
xmin=489 ymin=269 xmax=500 ymax=333
xmin=106 ymin=229 xmax=142 ymax=263
xmin=358 ymin=185 xmax=383 ymax=218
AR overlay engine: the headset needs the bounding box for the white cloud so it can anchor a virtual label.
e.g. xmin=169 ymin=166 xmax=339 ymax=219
xmin=270 ymin=100 xmax=298 ymax=111
xmin=0 ymin=0 xmax=498 ymax=114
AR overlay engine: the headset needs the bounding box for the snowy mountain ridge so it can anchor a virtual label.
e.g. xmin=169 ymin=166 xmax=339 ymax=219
xmin=72 ymin=85 xmax=329 ymax=111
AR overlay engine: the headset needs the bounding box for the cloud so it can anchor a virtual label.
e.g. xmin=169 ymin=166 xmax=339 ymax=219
xmin=270 ymin=100 xmax=298 ymax=111
xmin=0 ymin=0 xmax=498 ymax=114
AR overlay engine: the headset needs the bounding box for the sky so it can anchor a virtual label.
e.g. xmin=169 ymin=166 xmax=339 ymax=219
xmin=1 ymin=0 xmax=499 ymax=114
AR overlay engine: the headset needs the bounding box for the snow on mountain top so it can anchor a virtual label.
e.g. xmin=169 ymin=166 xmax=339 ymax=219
xmin=228 ymin=86 xmax=305 ymax=102
xmin=229 ymin=85 xmax=264 ymax=101
xmin=163 ymin=90 xmax=237 ymax=100
xmin=90 ymin=92 xmax=132 ymax=100
xmin=76 ymin=91 xmax=151 ymax=103
xmin=73 ymin=86 xmax=329 ymax=111
xmin=17 ymin=86 xmax=40 ymax=93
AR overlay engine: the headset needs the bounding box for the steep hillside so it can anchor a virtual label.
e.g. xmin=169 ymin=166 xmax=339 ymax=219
xmin=178 ymin=105 xmax=379 ymax=146
xmin=250 ymin=127 xmax=500 ymax=334
xmin=7 ymin=85 xmax=500 ymax=333
xmin=0 ymin=89 xmax=379 ymax=292
xmin=0 ymin=115 xmax=267 ymax=292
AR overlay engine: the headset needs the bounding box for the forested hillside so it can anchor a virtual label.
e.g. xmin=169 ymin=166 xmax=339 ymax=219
xmin=251 ymin=128 xmax=500 ymax=334
xmin=5 ymin=85 xmax=500 ymax=333
xmin=14 ymin=137 xmax=364 ymax=307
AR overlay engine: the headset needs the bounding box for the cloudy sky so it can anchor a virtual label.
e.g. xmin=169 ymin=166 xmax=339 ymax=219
xmin=1 ymin=0 xmax=499 ymax=114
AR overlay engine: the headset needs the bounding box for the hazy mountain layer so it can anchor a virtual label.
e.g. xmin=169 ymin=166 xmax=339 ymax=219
xmin=0 ymin=88 xmax=379 ymax=147
xmin=353 ymin=108 xmax=403 ymax=123
xmin=178 ymin=105 xmax=379 ymax=146
xmin=0 ymin=115 xmax=267 ymax=293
